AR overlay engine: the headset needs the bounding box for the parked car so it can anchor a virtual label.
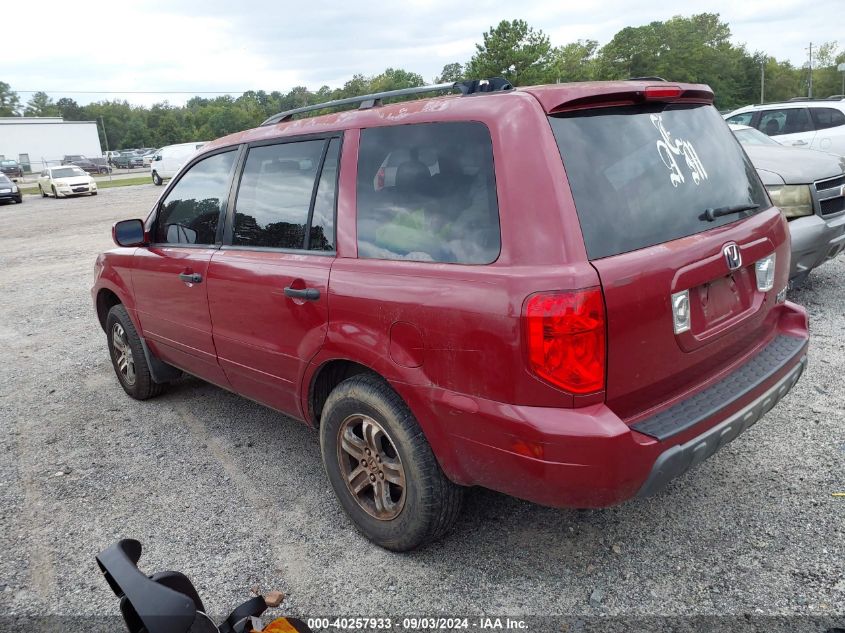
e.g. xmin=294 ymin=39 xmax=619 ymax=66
xmin=149 ymin=142 xmax=206 ymax=185
xmin=142 ymin=148 xmax=159 ymax=167
xmin=38 ymin=165 xmax=97 ymax=198
xmin=725 ymin=100 xmax=845 ymax=155
xmin=0 ymin=159 xmax=24 ymax=179
xmin=62 ymin=155 xmax=111 ymax=174
xmin=93 ymin=79 xmax=808 ymax=551
xmin=105 ymin=150 xmax=123 ymax=165
xmin=731 ymin=124 xmax=845 ymax=283
xmin=0 ymin=173 xmax=22 ymax=204
xmin=113 ymin=151 xmax=144 ymax=169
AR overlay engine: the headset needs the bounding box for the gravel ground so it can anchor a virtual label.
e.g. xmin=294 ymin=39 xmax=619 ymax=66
xmin=0 ymin=187 xmax=842 ymax=630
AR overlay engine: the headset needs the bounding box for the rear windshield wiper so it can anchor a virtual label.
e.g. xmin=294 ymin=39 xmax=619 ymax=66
xmin=701 ymin=204 xmax=760 ymax=222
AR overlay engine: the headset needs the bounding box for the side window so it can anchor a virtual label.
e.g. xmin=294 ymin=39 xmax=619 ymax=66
xmin=309 ymin=138 xmax=339 ymax=251
xmin=726 ymin=112 xmax=753 ymax=126
xmin=154 ymin=151 xmax=236 ymax=245
xmin=758 ymin=108 xmax=812 ymax=136
xmin=233 ymin=140 xmax=325 ymax=249
xmin=356 ymin=122 xmax=500 ymax=264
xmin=811 ymin=107 xmax=845 ymax=130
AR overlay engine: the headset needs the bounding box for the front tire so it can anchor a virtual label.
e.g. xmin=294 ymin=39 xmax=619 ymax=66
xmin=51 ymin=185 xmax=58 ymax=198
xmin=39 ymin=185 xmax=47 ymax=198
xmin=105 ymin=304 xmax=167 ymax=400
xmin=320 ymin=374 xmax=464 ymax=551
xmin=152 ymin=171 xmax=163 ymax=186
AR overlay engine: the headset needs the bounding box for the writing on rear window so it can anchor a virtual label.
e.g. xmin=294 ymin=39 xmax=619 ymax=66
xmin=652 ymin=114 xmax=708 ymax=188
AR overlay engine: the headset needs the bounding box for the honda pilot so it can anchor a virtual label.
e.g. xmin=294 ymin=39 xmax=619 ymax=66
xmin=92 ymin=79 xmax=809 ymax=551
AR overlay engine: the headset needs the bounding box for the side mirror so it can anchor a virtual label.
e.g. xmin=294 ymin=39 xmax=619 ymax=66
xmin=153 ymin=155 xmax=161 ymax=161
xmin=113 ymin=219 xmax=147 ymax=247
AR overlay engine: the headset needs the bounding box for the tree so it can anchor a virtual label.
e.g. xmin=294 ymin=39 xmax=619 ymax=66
xmin=24 ymin=91 xmax=60 ymax=117
xmin=0 ymin=81 xmax=21 ymax=116
xmin=56 ymin=97 xmax=85 ymax=120
xmin=465 ymin=20 xmax=554 ymax=86
xmin=436 ymin=63 xmax=465 ymax=83
xmin=550 ymin=40 xmax=598 ymax=82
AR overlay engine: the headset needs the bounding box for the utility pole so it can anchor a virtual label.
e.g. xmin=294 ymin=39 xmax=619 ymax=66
xmin=760 ymin=60 xmax=765 ymax=104
xmin=806 ymin=42 xmax=814 ymax=98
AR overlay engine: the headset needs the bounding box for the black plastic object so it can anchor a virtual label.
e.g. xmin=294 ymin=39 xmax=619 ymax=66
xmin=96 ymin=539 xmax=207 ymax=633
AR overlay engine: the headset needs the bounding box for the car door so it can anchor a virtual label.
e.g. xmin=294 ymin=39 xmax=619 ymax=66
xmin=809 ymin=107 xmax=845 ymax=154
xmin=131 ymin=148 xmax=239 ymax=387
xmin=757 ymin=107 xmax=816 ymax=147
xmin=206 ymin=135 xmax=340 ymax=419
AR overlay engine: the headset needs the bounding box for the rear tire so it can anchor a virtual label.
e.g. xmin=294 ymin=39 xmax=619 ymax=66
xmin=105 ymin=304 xmax=167 ymax=400
xmin=152 ymin=171 xmax=163 ymax=186
xmin=320 ymin=374 xmax=464 ymax=551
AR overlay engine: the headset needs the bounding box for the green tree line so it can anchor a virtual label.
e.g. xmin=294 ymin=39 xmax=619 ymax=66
xmin=2 ymin=13 xmax=843 ymax=151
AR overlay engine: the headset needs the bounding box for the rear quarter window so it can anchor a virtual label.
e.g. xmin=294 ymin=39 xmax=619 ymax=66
xmin=356 ymin=122 xmax=500 ymax=264
xmin=549 ymin=104 xmax=769 ymax=260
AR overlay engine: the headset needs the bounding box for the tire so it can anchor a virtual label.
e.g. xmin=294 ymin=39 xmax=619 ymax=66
xmin=105 ymin=304 xmax=167 ymax=400
xmin=39 ymin=185 xmax=47 ymax=198
xmin=92 ymin=191 xmax=98 ymax=196
xmin=320 ymin=374 xmax=464 ymax=551
xmin=152 ymin=171 xmax=163 ymax=186
xmin=51 ymin=185 xmax=58 ymax=198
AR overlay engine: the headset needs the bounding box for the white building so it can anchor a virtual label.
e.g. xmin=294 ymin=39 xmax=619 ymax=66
xmin=0 ymin=117 xmax=103 ymax=173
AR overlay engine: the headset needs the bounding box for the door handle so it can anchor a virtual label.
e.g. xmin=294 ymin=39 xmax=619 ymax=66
xmin=284 ymin=287 xmax=320 ymax=301
xmin=792 ymin=140 xmax=808 ymax=146
xmin=179 ymin=272 xmax=203 ymax=284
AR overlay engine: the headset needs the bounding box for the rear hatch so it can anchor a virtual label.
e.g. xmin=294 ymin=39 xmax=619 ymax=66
xmin=546 ymin=87 xmax=789 ymax=421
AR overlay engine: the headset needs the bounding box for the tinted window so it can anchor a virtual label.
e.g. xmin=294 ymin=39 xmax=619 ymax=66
xmin=549 ymin=104 xmax=769 ymax=260
xmin=758 ymin=108 xmax=813 ymax=136
xmin=233 ymin=140 xmax=325 ymax=249
xmin=726 ymin=112 xmax=753 ymax=126
xmin=155 ymin=151 xmax=235 ymax=245
xmin=357 ymin=122 xmax=500 ymax=264
xmin=308 ymin=138 xmax=339 ymax=251
xmin=811 ymin=107 xmax=845 ymax=130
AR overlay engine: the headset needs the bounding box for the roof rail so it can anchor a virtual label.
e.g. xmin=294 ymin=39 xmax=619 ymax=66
xmin=260 ymin=77 xmax=513 ymax=126
xmin=627 ymin=76 xmax=667 ymax=82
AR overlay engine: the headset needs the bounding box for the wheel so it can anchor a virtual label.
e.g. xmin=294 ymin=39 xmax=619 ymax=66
xmin=320 ymin=374 xmax=464 ymax=551
xmin=92 ymin=191 xmax=98 ymax=196
xmin=51 ymin=185 xmax=58 ymax=198
xmin=39 ymin=185 xmax=46 ymax=198
xmin=105 ymin=304 xmax=168 ymax=400
xmin=152 ymin=171 xmax=163 ymax=186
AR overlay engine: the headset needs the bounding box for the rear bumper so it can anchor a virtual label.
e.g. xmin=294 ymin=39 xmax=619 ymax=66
xmin=405 ymin=303 xmax=808 ymax=508
xmin=788 ymin=211 xmax=845 ymax=279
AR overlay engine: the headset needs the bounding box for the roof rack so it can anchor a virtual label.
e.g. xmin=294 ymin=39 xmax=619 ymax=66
xmin=260 ymin=77 xmax=513 ymax=126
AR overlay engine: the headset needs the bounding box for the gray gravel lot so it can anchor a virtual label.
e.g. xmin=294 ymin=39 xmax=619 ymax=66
xmin=0 ymin=187 xmax=843 ymax=628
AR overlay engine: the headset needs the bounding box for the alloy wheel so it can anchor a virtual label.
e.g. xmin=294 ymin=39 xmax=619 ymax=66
xmin=111 ymin=323 xmax=136 ymax=386
xmin=337 ymin=414 xmax=406 ymax=520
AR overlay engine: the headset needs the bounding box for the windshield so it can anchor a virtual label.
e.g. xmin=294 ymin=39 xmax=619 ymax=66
xmin=51 ymin=167 xmax=86 ymax=178
xmin=734 ymin=127 xmax=782 ymax=147
xmin=549 ymin=103 xmax=769 ymax=260
xmin=0 ymin=174 xmax=11 ymax=184
xmin=1 ymin=160 xmax=16 ymax=166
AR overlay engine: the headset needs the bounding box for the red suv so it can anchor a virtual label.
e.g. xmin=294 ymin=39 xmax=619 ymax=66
xmin=93 ymin=79 xmax=809 ymax=551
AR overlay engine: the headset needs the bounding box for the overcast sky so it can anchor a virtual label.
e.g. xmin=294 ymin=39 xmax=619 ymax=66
xmin=4 ymin=0 xmax=841 ymax=107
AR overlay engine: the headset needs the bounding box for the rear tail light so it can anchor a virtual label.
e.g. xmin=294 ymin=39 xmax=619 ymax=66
xmin=644 ymin=85 xmax=683 ymax=100
xmin=755 ymin=253 xmax=776 ymax=292
xmin=524 ymin=288 xmax=606 ymax=394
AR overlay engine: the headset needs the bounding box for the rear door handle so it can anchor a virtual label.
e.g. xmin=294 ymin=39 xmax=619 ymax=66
xmin=284 ymin=287 xmax=320 ymax=301
xmin=792 ymin=140 xmax=808 ymax=146
xmin=179 ymin=272 xmax=203 ymax=283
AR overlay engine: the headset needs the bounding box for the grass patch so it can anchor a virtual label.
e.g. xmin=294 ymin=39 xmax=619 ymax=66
xmin=20 ymin=176 xmax=152 ymax=196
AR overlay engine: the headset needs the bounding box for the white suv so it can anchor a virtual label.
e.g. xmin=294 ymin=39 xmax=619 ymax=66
xmin=725 ymin=100 xmax=845 ymax=156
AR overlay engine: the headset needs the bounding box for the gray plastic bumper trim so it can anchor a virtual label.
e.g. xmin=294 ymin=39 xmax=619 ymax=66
xmin=636 ymin=355 xmax=806 ymax=498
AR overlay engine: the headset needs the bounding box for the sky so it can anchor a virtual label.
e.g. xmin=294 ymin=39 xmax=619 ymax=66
xmin=3 ymin=0 xmax=842 ymax=107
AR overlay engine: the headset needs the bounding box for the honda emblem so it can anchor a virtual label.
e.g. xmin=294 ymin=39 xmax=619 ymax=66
xmin=723 ymin=243 xmax=742 ymax=271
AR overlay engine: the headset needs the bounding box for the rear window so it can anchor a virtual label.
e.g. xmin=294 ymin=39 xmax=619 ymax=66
xmin=356 ymin=122 xmax=500 ymax=264
xmin=549 ymin=104 xmax=769 ymax=260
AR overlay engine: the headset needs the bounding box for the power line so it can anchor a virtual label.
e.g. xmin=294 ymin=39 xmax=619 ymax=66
xmin=14 ymin=90 xmax=252 ymax=94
